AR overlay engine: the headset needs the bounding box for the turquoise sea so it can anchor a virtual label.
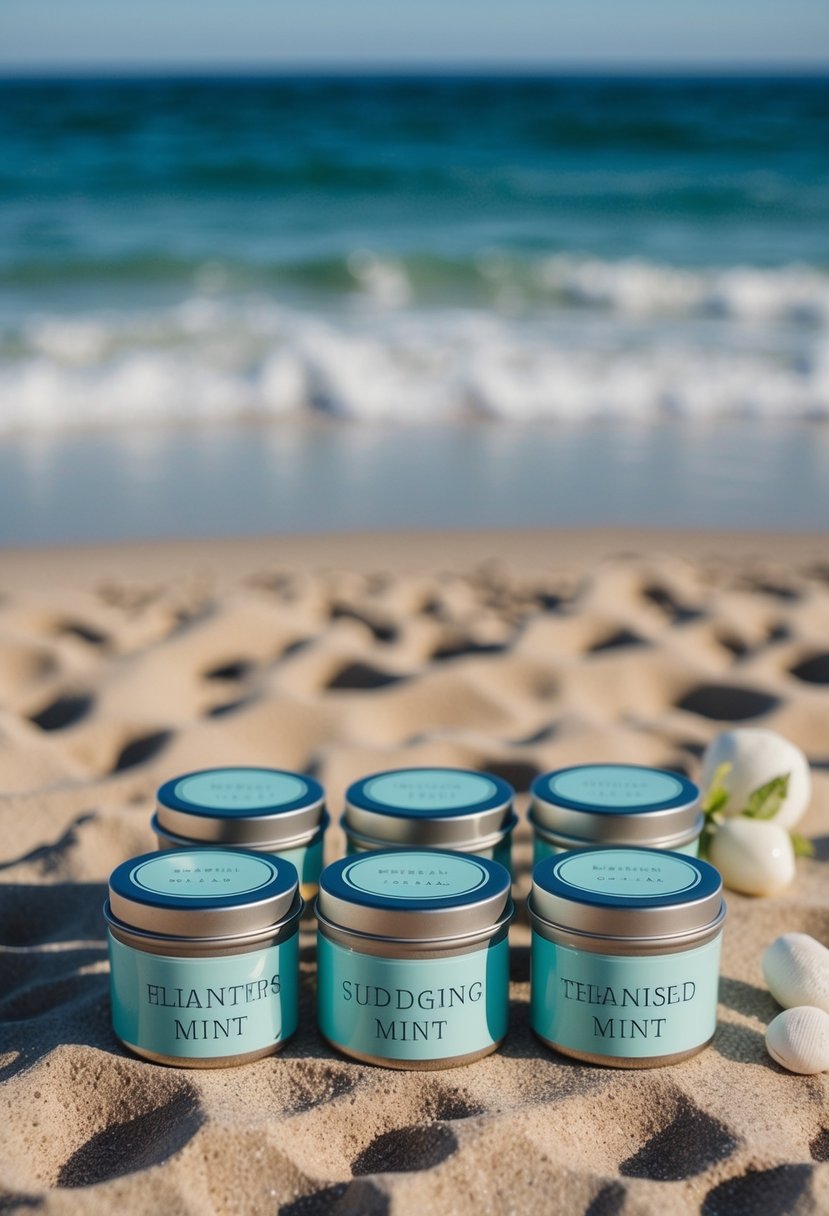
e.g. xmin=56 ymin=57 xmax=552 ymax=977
xmin=1 ymin=74 xmax=828 ymax=541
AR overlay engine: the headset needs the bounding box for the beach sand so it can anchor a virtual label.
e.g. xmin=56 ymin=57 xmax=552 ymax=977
xmin=1 ymin=529 xmax=827 ymax=1215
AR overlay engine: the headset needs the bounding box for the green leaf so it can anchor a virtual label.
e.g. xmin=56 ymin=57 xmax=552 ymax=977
xmin=790 ymin=832 xmax=815 ymax=858
xmin=742 ymin=773 xmax=790 ymax=821
xmin=702 ymin=762 xmax=732 ymax=817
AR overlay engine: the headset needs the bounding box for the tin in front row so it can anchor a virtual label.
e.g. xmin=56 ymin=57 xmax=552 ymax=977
xmin=316 ymin=849 xmax=514 ymax=1069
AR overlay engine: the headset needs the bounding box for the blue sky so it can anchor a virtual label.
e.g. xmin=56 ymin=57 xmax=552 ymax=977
xmin=2 ymin=0 xmax=828 ymax=70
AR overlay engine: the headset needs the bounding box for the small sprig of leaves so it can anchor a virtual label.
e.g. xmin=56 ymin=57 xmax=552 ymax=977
xmin=742 ymin=775 xmax=790 ymax=820
xmin=699 ymin=763 xmax=813 ymax=858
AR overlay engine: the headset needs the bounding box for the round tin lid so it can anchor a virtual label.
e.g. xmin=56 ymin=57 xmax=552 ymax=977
xmin=530 ymin=847 xmax=723 ymax=940
xmin=317 ymin=849 xmax=512 ymax=942
xmin=529 ymin=764 xmax=701 ymax=846
xmin=344 ymin=767 xmax=515 ymax=847
xmin=155 ymin=767 xmax=325 ymax=847
xmin=108 ymin=848 xmax=299 ymax=939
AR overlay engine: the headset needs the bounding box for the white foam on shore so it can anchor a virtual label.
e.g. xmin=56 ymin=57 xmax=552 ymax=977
xmin=1 ymin=258 xmax=828 ymax=433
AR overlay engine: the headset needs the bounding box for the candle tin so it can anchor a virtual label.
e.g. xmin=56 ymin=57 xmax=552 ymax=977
xmin=105 ymin=848 xmax=302 ymax=1067
xmin=153 ymin=767 xmax=328 ymax=898
xmin=529 ymin=764 xmax=703 ymax=862
xmin=316 ymin=849 xmax=514 ymax=1069
xmin=342 ymin=767 xmax=517 ymax=873
xmin=528 ymin=847 xmax=726 ymax=1068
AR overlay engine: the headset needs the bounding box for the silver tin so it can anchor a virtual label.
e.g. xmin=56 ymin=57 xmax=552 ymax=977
xmin=528 ymin=847 xmax=726 ymax=1068
xmin=105 ymin=848 xmax=303 ymax=1068
xmin=529 ymin=764 xmax=703 ymax=854
xmin=342 ymin=767 xmax=517 ymax=866
xmin=153 ymin=766 xmax=327 ymax=897
xmin=316 ymin=849 xmax=514 ymax=1070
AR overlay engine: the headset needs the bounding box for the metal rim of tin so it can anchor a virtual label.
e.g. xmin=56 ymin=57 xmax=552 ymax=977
xmin=532 ymin=1030 xmax=714 ymax=1069
xmin=119 ymin=1040 xmax=288 ymax=1069
xmin=343 ymin=813 xmax=516 ymax=857
xmin=322 ymin=1038 xmax=504 ymax=1071
xmin=529 ymin=764 xmax=701 ymax=846
xmin=529 ymin=846 xmax=725 ymax=953
xmin=104 ymin=892 xmax=304 ymax=957
xmin=528 ymin=810 xmax=704 ymax=854
xmin=152 ymin=811 xmax=329 ymax=854
xmin=317 ymin=848 xmax=513 ymax=942
xmin=155 ymin=767 xmax=326 ymax=848
xmin=317 ymin=901 xmax=513 ymax=959
xmin=107 ymin=847 xmax=300 ymax=939
xmin=343 ymin=767 xmax=515 ymax=847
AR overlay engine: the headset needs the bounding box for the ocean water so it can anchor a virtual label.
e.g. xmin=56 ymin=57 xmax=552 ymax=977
xmin=1 ymin=75 xmax=828 ymax=540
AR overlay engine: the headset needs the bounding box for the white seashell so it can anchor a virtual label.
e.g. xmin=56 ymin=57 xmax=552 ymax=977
xmin=762 ymin=933 xmax=829 ymax=1014
xmin=765 ymin=1006 xmax=829 ymax=1074
xmin=700 ymin=728 xmax=811 ymax=829
xmin=708 ymin=817 xmax=795 ymax=896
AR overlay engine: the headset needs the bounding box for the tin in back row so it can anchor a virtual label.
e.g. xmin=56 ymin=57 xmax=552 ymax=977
xmin=152 ymin=761 xmax=705 ymax=892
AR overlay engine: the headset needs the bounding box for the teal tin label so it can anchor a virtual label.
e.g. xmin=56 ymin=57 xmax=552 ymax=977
xmin=552 ymin=848 xmax=701 ymax=897
xmin=130 ymin=850 xmax=279 ymax=897
xmin=108 ymin=933 xmax=299 ymax=1062
xmin=277 ymin=833 xmax=324 ymax=889
xmin=363 ymin=769 xmax=498 ymax=812
xmin=530 ymin=934 xmax=721 ymax=1060
xmin=174 ymin=768 xmax=310 ymax=812
xmin=317 ymin=934 xmax=509 ymax=1063
xmin=341 ymin=850 xmax=490 ymax=898
xmin=546 ymin=766 xmax=684 ymax=810
xmin=485 ymin=836 xmax=512 ymax=871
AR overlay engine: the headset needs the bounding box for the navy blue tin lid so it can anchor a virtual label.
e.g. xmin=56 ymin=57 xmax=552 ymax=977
xmin=108 ymin=848 xmax=300 ymax=938
xmin=155 ymin=767 xmax=326 ymax=848
xmin=530 ymin=847 xmax=724 ymax=939
xmin=317 ymin=848 xmax=512 ymax=940
xmin=344 ymin=767 xmax=515 ymax=847
xmin=529 ymin=764 xmax=701 ymax=846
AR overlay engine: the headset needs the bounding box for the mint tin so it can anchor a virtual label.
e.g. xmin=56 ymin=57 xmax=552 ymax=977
xmin=105 ymin=848 xmax=302 ymax=1067
xmin=529 ymin=847 xmax=725 ymax=1068
xmin=529 ymin=765 xmax=703 ymax=861
xmin=316 ymin=849 xmax=514 ymax=1069
xmin=342 ymin=767 xmax=517 ymax=873
xmin=153 ymin=767 xmax=328 ymax=897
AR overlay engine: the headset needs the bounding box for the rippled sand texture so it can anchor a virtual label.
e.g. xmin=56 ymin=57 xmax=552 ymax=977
xmin=1 ymin=535 xmax=828 ymax=1215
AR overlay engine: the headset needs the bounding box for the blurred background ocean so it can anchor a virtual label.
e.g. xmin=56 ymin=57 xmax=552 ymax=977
xmin=2 ymin=69 xmax=829 ymax=541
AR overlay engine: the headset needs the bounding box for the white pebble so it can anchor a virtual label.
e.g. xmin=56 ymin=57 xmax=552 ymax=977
xmin=700 ymin=728 xmax=811 ymax=829
xmin=765 ymin=1006 xmax=829 ymax=1074
xmin=708 ymin=817 xmax=795 ymax=896
xmin=762 ymin=933 xmax=829 ymax=1014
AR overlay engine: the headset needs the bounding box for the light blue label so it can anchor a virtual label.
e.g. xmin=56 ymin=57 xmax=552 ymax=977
xmin=317 ymin=934 xmax=509 ymax=1061
xmin=342 ymin=852 xmax=489 ymax=899
xmin=108 ymin=933 xmax=298 ymax=1060
xmin=277 ymin=834 xmax=323 ymax=889
xmin=130 ymin=850 xmax=279 ymax=899
xmin=530 ymin=934 xmax=721 ymax=1059
xmin=175 ymin=769 xmax=308 ymax=811
xmin=553 ymin=850 xmax=701 ymax=899
xmin=548 ymin=766 xmax=683 ymax=810
xmin=532 ymin=836 xmax=699 ymax=865
xmin=364 ymin=769 xmax=496 ymax=812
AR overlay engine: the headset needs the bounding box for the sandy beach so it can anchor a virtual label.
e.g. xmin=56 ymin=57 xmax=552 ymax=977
xmin=1 ymin=528 xmax=828 ymax=1215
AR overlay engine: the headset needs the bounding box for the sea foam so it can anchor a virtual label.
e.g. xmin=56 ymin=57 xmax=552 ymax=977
xmin=1 ymin=258 xmax=827 ymax=433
